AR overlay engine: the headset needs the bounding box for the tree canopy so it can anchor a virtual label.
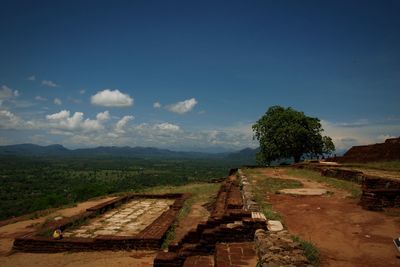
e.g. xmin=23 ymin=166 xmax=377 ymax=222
xmin=252 ymin=106 xmax=335 ymax=164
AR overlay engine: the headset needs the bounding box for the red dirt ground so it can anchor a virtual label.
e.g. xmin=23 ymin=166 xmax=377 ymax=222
xmin=261 ymin=168 xmax=400 ymax=267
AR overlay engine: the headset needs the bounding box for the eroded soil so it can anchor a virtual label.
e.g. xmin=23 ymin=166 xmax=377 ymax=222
xmin=261 ymin=168 xmax=400 ymax=267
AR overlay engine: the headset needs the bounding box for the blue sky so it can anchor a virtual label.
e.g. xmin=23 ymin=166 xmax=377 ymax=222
xmin=0 ymin=0 xmax=399 ymax=152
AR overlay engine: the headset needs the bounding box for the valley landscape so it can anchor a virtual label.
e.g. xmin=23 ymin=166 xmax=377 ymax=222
xmin=0 ymin=139 xmax=399 ymax=266
xmin=1 ymin=1 xmax=400 ymax=266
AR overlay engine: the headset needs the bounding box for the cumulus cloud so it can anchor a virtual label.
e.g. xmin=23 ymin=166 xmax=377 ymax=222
xmin=154 ymin=122 xmax=181 ymax=132
xmin=54 ymin=98 xmax=62 ymax=105
xmin=321 ymin=119 xmax=400 ymax=151
xmin=0 ymin=106 xmax=257 ymax=151
xmin=0 ymin=109 xmax=22 ymax=129
xmin=0 ymin=85 xmax=19 ymax=100
xmin=153 ymin=102 xmax=161 ymax=109
xmin=46 ymin=110 xmax=70 ymax=120
xmin=115 ymin=115 xmax=134 ymax=134
xmin=166 ymin=98 xmax=197 ymax=114
xmin=35 ymin=96 xmax=47 ymax=101
xmin=41 ymin=80 xmax=59 ymax=87
xmin=91 ymin=89 xmax=133 ymax=107
xmin=96 ymin=110 xmax=110 ymax=121
xmin=27 ymin=75 xmax=36 ymax=81
xmin=46 ymin=110 xmax=104 ymax=133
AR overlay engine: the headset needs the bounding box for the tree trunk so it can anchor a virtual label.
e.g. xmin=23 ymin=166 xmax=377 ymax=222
xmin=293 ymin=154 xmax=301 ymax=163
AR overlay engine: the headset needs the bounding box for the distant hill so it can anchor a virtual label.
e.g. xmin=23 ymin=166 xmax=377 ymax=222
xmin=226 ymin=147 xmax=258 ymax=164
xmin=0 ymin=144 xmax=69 ymax=156
xmin=0 ymin=143 xmax=258 ymax=163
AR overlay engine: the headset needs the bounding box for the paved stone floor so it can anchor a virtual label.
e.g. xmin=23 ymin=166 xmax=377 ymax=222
xmin=63 ymin=199 xmax=174 ymax=238
xmin=215 ymin=242 xmax=258 ymax=267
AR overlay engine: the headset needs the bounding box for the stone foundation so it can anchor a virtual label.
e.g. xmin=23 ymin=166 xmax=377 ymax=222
xmin=13 ymin=193 xmax=190 ymax=252
xmin=154 ymin=169 xmax=267 ymax=267
xmin=359 ymin=175 xmax=400 ymax=211
xmin=292 ymin=163 xmax=400 ymax=211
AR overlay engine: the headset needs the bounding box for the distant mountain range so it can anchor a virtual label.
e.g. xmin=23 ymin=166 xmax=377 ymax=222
xmin=0 ymin=143 xmax=258 ymax=163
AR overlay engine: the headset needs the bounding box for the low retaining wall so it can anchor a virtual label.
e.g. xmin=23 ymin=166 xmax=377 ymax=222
xmin=154 ymin=169 xmax=267 ymax=267
xmin=292 ymin=163 xmax=400 ymax=211
xmin=293 ymin=163 xmax=364 ymax=184
xmin=13 ymin=193 xmax=190 ymax=252
xmin=359 ymin=176 xmax=400 ymax=211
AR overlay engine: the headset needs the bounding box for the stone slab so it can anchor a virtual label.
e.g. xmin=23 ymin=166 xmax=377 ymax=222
xmin=278 ymin=188 xmax=328 ymax=196
xmin=251 ymin=212 xmax=266 ymax=221
xmin=267 ymin=220 xmax=284 ymax=232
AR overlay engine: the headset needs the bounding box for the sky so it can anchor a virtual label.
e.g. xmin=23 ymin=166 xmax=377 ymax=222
xmin=0 ymin=0 xmax=399 ymax=152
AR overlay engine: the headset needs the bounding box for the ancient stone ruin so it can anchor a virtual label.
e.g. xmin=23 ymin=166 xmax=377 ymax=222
xmin=13 ymin=193 xmax=190 ymax=252
xmin=12 ymin=169 xmax=313 ymax=266
xmin=336 ymin=137 xmax=400 ymax=163
xmin=293 ymin=162 xmax=400 ymax=211
xmin=154 ymin=169 xmax=312 ymax=267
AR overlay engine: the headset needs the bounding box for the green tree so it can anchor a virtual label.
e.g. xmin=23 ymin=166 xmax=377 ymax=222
xmin=252 ymin=106 xmax=335 ymax=164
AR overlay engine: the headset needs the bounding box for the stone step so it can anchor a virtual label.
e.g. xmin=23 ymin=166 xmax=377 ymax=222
xmin=214 ymin=242 xmax=257 ymax=267
xmin=183 ymin=256 xmax=214 ymax=267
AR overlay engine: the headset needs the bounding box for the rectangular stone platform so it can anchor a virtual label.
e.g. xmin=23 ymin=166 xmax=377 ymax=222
xmin=13 ymin=193 xmax=190 ymax=252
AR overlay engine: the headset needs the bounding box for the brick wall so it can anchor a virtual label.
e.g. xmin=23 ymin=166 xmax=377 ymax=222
xmin=13 ymin=193 xmax=190 ymax=252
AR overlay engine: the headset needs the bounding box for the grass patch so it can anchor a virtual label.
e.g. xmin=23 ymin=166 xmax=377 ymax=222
xmin=144 ymin=183 xmax=220 ymax=248
xmin=292 ymin=235 xmax=320 ymax=266
xmin=286 ymin=168 xmax=362 ymax=198
xmin=242 ymin=168 xmax=302 ymax=220
xmin=161 ymin=224 xmax=176 ymax=249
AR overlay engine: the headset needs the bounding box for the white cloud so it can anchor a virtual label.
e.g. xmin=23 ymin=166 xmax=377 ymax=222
xmin=153 ymin=102 xmax=161 ymax=109
xmin=166 ymin=98 xmax=197 ymax=114
xmin=154 ymin=122 xmax=181 ymax=132
xmin=35 ymin=96 xmax=47 ymax=101
xmin=79 ymin=89 xmax=86 ymax=94
xmin=0 ymin=109 xmax=22 ymax=129
xmin=54 ymin=98 xmax=62 ymax=105
xmin=42 ymin=114 xmax=256 ymax=150
xmin=0 ymin=85 xmax=19 ymax=100
xmin=41 ymin=80 xmax=59 ymax=87
xmin=46 ymin=110 xmax=70 ymax=120
xmin=115 ymin=115 xmax=134 ymax=134
xmin=96 ymin=110 xmax=110 ymax=121
xmin=46 ymin=110 xmax=104 ymax=133
xmin=321 ymin=119 xmax=400 ymax=151
xmin=91 ymin=89 xmax=133 ymax=107
xmin=27 ymin=75 xmax=36 ymax=81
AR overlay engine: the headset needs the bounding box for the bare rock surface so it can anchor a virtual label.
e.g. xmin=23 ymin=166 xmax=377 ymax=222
xmin=278 ymin=188 xmax=327 ymax=196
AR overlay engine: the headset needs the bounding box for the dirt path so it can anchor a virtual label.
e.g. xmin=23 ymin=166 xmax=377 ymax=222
xmin=260 ymin=168 xmax=400 ymax=267
xmin=0 ymin=196 xmax=156 ymax=267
